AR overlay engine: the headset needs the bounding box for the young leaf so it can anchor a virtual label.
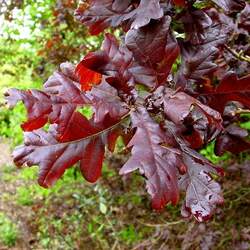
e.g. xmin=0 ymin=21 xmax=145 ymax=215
xmin=155 ymin=87 xmax=223 ymax=148
xmin=78 ymin=34 xmax=134 ymax=92
xmin=75 ymin=58 xmax=102 ymax=91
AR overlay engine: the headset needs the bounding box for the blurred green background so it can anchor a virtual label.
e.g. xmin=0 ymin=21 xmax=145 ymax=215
xmin=0 ymin=1 xmax=249 ymax=250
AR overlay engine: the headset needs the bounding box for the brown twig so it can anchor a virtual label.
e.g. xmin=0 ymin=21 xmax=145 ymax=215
xmin=224 ymin=45 xmax=250 ymax=64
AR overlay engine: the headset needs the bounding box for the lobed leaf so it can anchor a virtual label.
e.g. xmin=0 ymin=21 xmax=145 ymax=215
xmin=154 ymin=87 xmax=223 ymax=148
xmin=179 ymin=154 xmax=224 ymax=222
xmin=125 ymin=16 xmax=179 ymax=87
xmin=77 ymin=34 xmax=135 ymax=92
xmin=120 ymin=107 xmax=183 ymax=210
xmin=200 ymin=72 xmax=250 ymax=113
xmin=5 ymin=63 xmax=90 ymax=138
xmin=215 ymin=124 xmax=250 ymax=156
xmin=176 ymin=42 xmax=219 ymax=92
xmin=75 ymin=0 xmax=164 ymax=35
xmin=237 ymin=2 xmax=250 ymax=32
xmin=180 ymin=9 xmax=213 ymax=45
xmin=74 ymin=0 xmax=133 ymax=35
xmin=86 ymin=79 xmax=130 ymax=123
xmin=211 ymin=0 xmax=246 ymax=13
xmin=13 ymin=112 xmax=124 ymax=187
xmin=166 ymin=122 xmax=224 ymax=221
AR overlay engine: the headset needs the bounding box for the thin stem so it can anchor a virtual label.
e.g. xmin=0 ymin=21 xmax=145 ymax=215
xmin=136 ymin=219 xmax=185 ymax=227
xmin=224 ymin=45 xmax=250 ymax=64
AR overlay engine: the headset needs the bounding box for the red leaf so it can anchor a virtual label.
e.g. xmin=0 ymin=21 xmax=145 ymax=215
xmin=200 ymin=72 xmax=250 ymax=112
xmin=12 ymin=112 xmax=124 ymax=187
xmin=5 ymin=89 xmax=51 ymax=131
xmin=5 ymin=63 xmax=90 ymax=138
xmin=173 ymin=0 xmax=186 ymax=7
xmin=80 ymin=34 xmax=134 ymax=92
xmin=75 ymin=57 xmax=102 ymax=91
xmin=80 ymin=137 xmax=105 ymax=182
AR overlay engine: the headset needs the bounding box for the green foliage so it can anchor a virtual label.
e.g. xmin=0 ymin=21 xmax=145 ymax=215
xmin=200 ymin=142 xmax=230 ymax=164
xmin=0 ymin=104 xmax=25 ymax=145
xmin=0 ymin=213 xmax=18 ymax=247
xmin=119 ymin=225 xmax=139 ymax=244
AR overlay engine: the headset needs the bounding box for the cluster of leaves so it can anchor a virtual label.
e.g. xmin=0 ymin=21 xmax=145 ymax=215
xmin=5 ymin=0 xmax=250 ymax=222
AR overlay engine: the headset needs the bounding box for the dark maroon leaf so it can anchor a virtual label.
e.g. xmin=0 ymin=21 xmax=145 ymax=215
xmin=179 ymin=153 xmax=224 ymax=222
xmin=176 ymin=42 xmax=218 ymax=92
xmin=125 ymin=16 xmax=172 ymax=66
xmin=237 ymin=3 xmax=250 ymax=33
xmin=156 ymin=87 xmax=223 ymax=148
xmin=200 ymin=72 xmax=250 ymax=113
xmin=75 ymin=0 xmax=164 ymax=35
xmin=181 ymin=9 xmax=212 ymax=45
xmin=156 ymin=33 xmax=180 ymax=84
xmin=5 ymin=64 xmax=89 ymax=138
xmin=215 ymin=124 xmax=250 ymax=156
xmin=126 ymin=0 xmax=163 ymax=29
xmin=12 ymin=112 xmax=123 ymax=187
xmin=120 ymin=107 xmax=183 ymax=210
xmin=212 ymin=0 xmax=246 ymax=13
xmin=165 ymin=121 xmax=224 ymax=221
xmin=74 ymin=0 xmax=134 ymax=35
xmin=204 ymin=8 xmax=234 ymax=47
xmin=80 ymin=33 xmax=172 ymax=90
xmin=125 ymin=16 xmax=179 ymax=86
xmin=86 ymin=79 xmax=129 ymax=123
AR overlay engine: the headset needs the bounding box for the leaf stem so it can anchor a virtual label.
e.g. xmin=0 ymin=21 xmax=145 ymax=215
xmin=224 ymin=45 xmax=250 ymax=64
xmin=136 ymin=219 xmax=185 ymax=227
